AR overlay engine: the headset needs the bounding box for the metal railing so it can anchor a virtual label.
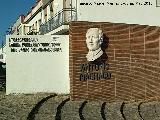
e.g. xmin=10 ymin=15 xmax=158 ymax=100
xmin=26 ymin=29 xmax=39 ymax=35
xmin=39 ymin=8 xmax=77 ymax=35
xmin=24 ymin=0 xmax=43 ymax=22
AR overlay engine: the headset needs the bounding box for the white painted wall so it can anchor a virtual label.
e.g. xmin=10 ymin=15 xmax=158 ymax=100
xmin=28 ymin=11 xmax=41 ymax=26
xmin=72 ymin=0 xmax=77 ymax=9
xmin=6 ymin=35 xmax=69 ymax=94
xmin=0 ymin=48 xmax=3 ymax=63
xmin=0 ymin=45 xmax=6 ymax=63
xmin=47 ymin=5 xmax=50 ymax=20
xmin=2 ymin=45 xmax=6 ymax=53
xmin=41 ymin=0 xmax=63 ymax=24
xmin=77 ymin=0 xmax=160 ymax=26
xmin=26 ymin=11 xmax=42 ymax=33
xmin=53 ymin=0 xmax=63 ymax=14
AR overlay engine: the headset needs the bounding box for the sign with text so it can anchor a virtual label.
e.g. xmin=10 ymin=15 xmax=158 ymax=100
xmin=6 ymin=35 xmax=69 ymax=94
xmin=78 ymin=0 xmax=160 ymax=26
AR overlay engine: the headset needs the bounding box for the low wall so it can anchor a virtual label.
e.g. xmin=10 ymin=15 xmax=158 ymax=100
xmin=69 ymin=21 xmax=160 ymax=102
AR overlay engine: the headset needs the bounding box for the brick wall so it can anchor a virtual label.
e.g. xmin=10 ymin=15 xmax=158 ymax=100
xmin=69 ymin=21 xmax=160 ymax=102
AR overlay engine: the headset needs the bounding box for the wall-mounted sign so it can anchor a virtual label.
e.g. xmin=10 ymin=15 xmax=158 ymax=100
xmin=6 ymin=35 xmax=69 ymax=94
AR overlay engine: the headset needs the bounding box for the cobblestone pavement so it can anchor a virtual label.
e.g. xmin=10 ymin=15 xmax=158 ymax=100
xmin=0 ymin=92 xmax=160 ymax=120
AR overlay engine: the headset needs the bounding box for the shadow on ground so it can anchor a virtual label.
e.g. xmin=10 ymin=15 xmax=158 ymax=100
xmin=0 ymin=92 xmax=160 ymax=120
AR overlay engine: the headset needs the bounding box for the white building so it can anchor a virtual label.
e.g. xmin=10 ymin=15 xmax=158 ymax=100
xmin=22 ymin=0 xmax=43 ymax=35
xmin=0 ymin=45 xmax=6 ymax=63
xmin=39 ymin=0 xmax=77 ymax=35
xmin=11 ymin=15 xmax=25 ymax=35
xmin=13 ymin=0 xmax=77 ymax=36
xmin=10 ymin=0 xmax=160 ymax=36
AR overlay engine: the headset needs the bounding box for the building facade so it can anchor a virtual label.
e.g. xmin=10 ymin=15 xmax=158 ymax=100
xmin=3 ymin=0 xmax=76 ymax=63
xmin=0 ymin=45 xmax=6 ymax=63
xmin=7 ymin=0 xmax=160 ymax=37
xmin=10 ymin=15 xmax=25 ymax=35
xmin=9 ymin=0 xmax=77 ymax=36
xmin=4 ymin=0 xmax=160 ymax=101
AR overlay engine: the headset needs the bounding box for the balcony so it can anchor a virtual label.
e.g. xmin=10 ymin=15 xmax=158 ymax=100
xmin=24 ymin=0 xmax=43 ymax=23
xmin=26 ymin=29 xmax=39 ymax=35
xmin=39 ymin=8 xmax=77 ymax=35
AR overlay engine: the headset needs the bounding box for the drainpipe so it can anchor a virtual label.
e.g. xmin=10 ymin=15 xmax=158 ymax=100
xmin=76 ymin=0 xmax=77 ymax=20
xmin=71 ymin=0 xmax=72 ymax=20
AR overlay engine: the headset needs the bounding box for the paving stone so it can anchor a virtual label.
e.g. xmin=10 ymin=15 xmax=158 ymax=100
xmin=0 ymin=93 xmax=160 ymax=120
xmin=82 ymin=101 xmax=103 ymax=120
xmin=34 ymin=95 xmax=68 ymax=120
xmin=140 ymin=102 xmax=159 ymax=120
xmin=123 ymin=102 xmax=142 ymax=120
xmin=61 ymin=101 xmax=82 ymax=120
xmin=105 ymin=102 xmax=124 ymax=120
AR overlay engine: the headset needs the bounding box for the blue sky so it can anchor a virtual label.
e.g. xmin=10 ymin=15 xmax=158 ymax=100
xmin=0 ymin=0 xmax=35 ymax=47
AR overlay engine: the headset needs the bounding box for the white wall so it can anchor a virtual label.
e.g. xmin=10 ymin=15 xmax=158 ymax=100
xmin=77 ymin=0 xmax=160 ymax=26
xmin=0 ymin=46 xmax=6 ymax=63
xmin=6 ymin=35 xmax=69 ymax=94
xmin=72 ymin=0 xmax=77 ymax=9
xmin=26 ymin=11 xmax=42 ymax=32
xmin=41 ymin=0 xmax=63 ymax=24
xmin=0 ymin=48 xmax=3 ymax=63
xmin=3 ymin=45 xmax=6 ymax=53
xmin=53 ymin=0 xmax=63 ymax=14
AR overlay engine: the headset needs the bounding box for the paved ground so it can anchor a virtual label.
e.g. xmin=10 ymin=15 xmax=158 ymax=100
xmin=0 ymin=92 xmax=66 ymax=120
xmin=0 ymin=91 xmax=160 ymax=120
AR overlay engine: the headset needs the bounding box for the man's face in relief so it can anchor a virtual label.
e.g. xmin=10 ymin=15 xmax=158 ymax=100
xmin=86 ymin=28 xmax=102 ymax=51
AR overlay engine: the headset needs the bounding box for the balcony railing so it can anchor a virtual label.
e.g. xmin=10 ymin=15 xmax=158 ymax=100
xmin=26 ymin=29 xmax=39 ymax=35
xmin=24 ymin=0 xmax=43 ymax=22
xmin=39 ymin=8 xmax=77 ymax=35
